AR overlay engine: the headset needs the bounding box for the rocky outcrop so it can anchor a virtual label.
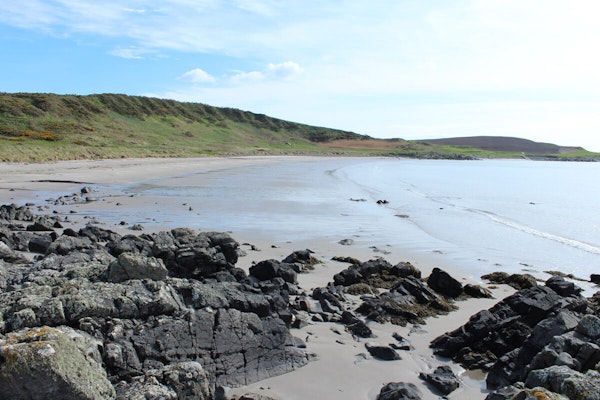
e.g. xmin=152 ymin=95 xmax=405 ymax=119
xmin=432 ymin=276 xmax=600 ymax=399
xmin=0 ymin=206 xmax=309 ymax=398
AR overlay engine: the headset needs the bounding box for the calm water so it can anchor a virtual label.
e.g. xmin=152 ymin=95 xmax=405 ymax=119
xmin=110 ymin=158 xmax=599 ymax=280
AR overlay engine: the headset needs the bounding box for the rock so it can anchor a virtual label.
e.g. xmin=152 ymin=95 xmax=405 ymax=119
xmin=238 ymin=394 xmax=278 ymax=400
xmin=47 ymin=234 xmax=98 ymax=255
xmin=391 ymin=262 xmax=421 ymax=279
xmin=107 ymin=252 xmax=168 ymax=282
xmin=0 ymin=204 xmax=34 ymax=221
xmin=0 ymin=241 xmax=28 ymax=263
xmin=427 ymin=267 xmax=463 ymax=298
xmin=365 ymin=343 xmax=401 ymax=361
xmin=546 ymin=276 xmax=581 ymax=297
xmin=249 ymin=259 xmax=297 ymax=283
xmin=575 ymin=314 xmax=600 ymax=339
xmin=0 ymin=326 xmax=115 ymax=400
xmin=486 ymin=385 xmax=567 ymax=400
xmin=562 ymin=369 xmax=600 ymax=400
xmin=432 ymin=284 xmax=586 ymax=378
xmin=28 ymin=233 xmax=55 ymax=254
xmin=419 ymin=365 xmax=459 ymax=395
xmin=341 ymin=311 xmax=372 ymax=338
xmin=376 ymin=382 xmax=422 ymax=400
xmin=282 ymin=249 xmax=319 ymax=270
xmin=334 ymin=258 xmax=422 ymax=290
xmin=482 ymin=272 xmax=538 ymax=290
xmin=464 ymin=283 xmax=493 ymax=298
xmin=338 ymin=238 xmax=354 ymax=245
xmin=26 ymin=219 xmax=55 ymax=232
xmin=591 ymin=274 xmax=600 ymax=284
xmin=215 ymin=385 xmax=233 ymax=400
xmin=392 ymin=332 xmax=412 ymax=351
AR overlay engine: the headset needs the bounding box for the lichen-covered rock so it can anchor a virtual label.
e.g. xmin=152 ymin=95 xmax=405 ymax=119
xmin=562 ymin=369 xmax=600 ymax=400
xmin=0 ymin=326 xmax=115 ymax=400
xmin=575 ymin=314 xmax=600 ymax=339
xmin=115 ymin=361 xmax=212 ymax=400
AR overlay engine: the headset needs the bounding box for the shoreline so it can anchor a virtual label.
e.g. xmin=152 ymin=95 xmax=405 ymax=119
xmin=0 ymin=155 xmax=514 ymax=399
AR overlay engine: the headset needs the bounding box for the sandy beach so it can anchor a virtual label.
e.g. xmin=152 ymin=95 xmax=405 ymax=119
xmin=0 ymin=156 xmax=519 ymax=399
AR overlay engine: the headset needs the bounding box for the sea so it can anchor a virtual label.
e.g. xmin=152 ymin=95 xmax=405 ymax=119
xmin=106 ymin=157 xmax=600 ymax=282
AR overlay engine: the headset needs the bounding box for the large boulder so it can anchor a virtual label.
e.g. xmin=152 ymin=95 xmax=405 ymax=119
xmin=0 ymin=326 xmax=115 ymax=400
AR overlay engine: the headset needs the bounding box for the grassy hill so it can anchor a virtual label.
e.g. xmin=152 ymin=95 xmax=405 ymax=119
xmin=1 ymin=92 xmax=598 ymax=162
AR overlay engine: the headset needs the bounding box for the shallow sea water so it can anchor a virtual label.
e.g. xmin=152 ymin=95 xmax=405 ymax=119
xmin=78 ymin=157 xmax=600 ymax=281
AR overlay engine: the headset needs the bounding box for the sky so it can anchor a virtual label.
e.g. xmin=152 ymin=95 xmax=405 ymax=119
xmin=1 ymin=1 xmax=600 ymax=151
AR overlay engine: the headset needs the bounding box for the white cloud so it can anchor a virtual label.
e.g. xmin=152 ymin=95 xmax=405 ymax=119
xmin=266 ymin=61 xmax=303 ymax=79
xmin=178 ymin=68 xmax=216 ymax=83
xmin=230 ymin=61 xmax=303 ymax=84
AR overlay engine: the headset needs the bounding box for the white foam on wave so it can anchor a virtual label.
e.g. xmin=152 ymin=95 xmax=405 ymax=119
xmin=469 ymin=208 xmax=600 ymax=255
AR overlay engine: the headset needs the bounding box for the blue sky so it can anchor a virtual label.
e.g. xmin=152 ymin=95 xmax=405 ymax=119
xmin=2 ymin=1 xmax=600 ymax=151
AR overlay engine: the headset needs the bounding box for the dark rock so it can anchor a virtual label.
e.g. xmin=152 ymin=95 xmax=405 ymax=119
xmin=419 ymin=365 xmax=459 ymax=395
xmin=357 ymin=276 xmax=454 ymax=326
xmin=366 ymin=343 xmax=401 ymax=361
xmin=282 ymin=249 xmax=319 ymax=270
xmin=546 ymin=276 xmax=581 ymax=297
xmin=28 ymin=233 xmax=55 ymax=254
xmin=591 ymin=274 xmax=600 ymax=284
xmin=47 ymin=234 xmax=99 ymax=255
xmin=485 ymin=385 xmax=565 ymax=400
xmin=27 ymin=219 xmax=55 ymax=232
xmin=432 ymin=284 xmax=586 ymax=379
xmin=376 ymin=382 xmax=422 ymax=400
xmin=392 ymin=332 xmax=412 ymax=350
xmin=464 ymin=283 xmax=493 ymax=298
xmin=391 ymin=262 xmax=421 ymax=279
xmin=342 ymin=311 xmax=372 ymax=338
xmin=78 ymin=225 xmax=121 ymax=243
xmin=427 ymin=267 xmax=463 ymax=298
xmin=0 ymin=204 xmax=34 ymax=222
xmin=250 ymin=259 xmax=297 ymax=283
xmin=482 ymin=272 xmax=538 ymax=290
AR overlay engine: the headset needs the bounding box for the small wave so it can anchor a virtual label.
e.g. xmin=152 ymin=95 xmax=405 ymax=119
xmin=469 ymin=209 xmax=600 ymax=255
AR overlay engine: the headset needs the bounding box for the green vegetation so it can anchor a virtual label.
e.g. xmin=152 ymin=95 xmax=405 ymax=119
xmin=1 ymin=92 xmax=598 ymax=162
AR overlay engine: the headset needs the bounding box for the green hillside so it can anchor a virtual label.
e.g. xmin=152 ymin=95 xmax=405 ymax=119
xmin=1 ymin=92 xmax=598 ymax=162
xmin=0 ymin=92 xmax=384 ymax=161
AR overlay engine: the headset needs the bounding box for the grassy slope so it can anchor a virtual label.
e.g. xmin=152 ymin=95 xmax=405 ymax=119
xmin=1 ymin=92 xmax=598 ymax=162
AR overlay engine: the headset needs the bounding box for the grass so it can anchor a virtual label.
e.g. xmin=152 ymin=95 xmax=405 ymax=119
xmin=1 ymin=92 xmax=599 ymax=162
